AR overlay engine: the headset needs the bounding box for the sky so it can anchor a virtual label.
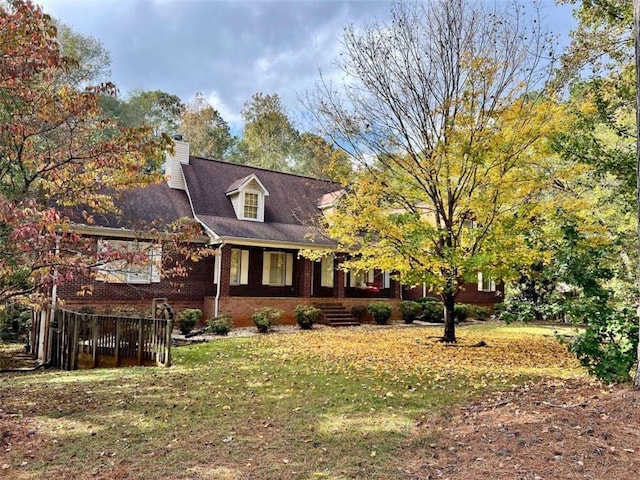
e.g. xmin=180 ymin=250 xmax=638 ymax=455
xmin=37 ymin=0 xmax=578 ymax=133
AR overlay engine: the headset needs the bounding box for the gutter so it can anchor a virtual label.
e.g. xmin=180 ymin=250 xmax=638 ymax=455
xmin=70 ymin=224 xmax=209 ymax=243
xmin=214 ymin=236 xmax=336 ymax=251
xmin=181 ymin=164 xmax=224 ymax=318
xmin=214 ymin=242 xmax=224 ymax=318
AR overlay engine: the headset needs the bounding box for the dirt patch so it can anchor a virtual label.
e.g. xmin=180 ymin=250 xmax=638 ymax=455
xmin=404 ymin=378 xmax=640 ymax=479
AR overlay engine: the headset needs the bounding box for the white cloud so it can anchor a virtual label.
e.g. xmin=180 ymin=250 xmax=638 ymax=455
xmin=34 ymin=0 xmax=574 ymax=133
xmin=203 ymin=90 xmax=243 ymax=133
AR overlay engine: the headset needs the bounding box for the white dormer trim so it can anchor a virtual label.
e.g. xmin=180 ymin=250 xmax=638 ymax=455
xmin=225 ymin=174 xmax=269 ymax=196
xmin=226 ymin=174 xmax=270 ymax=222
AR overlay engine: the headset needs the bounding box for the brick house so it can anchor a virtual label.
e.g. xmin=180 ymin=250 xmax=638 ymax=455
xmin=58 ymin=140 xmax=502 ymax=326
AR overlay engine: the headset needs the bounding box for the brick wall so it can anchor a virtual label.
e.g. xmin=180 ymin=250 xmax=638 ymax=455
xmin=402 ymin=282 xmax=504 ymax=308
xmin=57 ymin=237 xmax=216 ymax=315
xmin=206 ymin=296 xmax=402 ymax=328
xmin=298 ymin=258 xmax=312 ymax=298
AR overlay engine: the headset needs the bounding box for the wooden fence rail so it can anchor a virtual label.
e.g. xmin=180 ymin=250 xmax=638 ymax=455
xmin=34 ymin=309 xmax=173 ymax=370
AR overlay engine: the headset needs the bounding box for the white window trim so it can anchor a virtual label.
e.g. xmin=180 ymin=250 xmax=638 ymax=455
xmin=230 ymin=248 xmax=250 ymax=286
xmin=477 ymin=272 xmax=496 ymax=292
xmin=262 ymin=251 xmax=293 ymax=286
xmin=320 ymin=255 xmax=334 ymax=288
xmin=382 ymin=270 xmax=391 ymax=289
xmin=349 ymin=269 xmax=374 ymax=288
xmin=241 ymin=188 xmax=264 ymax=222
xmin=95 ymin=239 xmax=162 ymax=284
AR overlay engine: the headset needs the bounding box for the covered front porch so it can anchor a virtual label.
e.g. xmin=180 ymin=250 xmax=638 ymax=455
xmin=210 ymin=245 xmax=401 ymax=326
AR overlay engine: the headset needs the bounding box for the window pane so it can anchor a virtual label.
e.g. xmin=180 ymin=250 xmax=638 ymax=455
xmin=230 ymin=249 xmax=241 ymax=285
xmin=321 ymin=256 xmax=334 ymax=287
xmin=244 ymin=192 xmax=258 ymax=219
xmin=269 ymin=253 xmax=284 ymax=285
xmin=96 ymin=239 xmax=160 ymax=284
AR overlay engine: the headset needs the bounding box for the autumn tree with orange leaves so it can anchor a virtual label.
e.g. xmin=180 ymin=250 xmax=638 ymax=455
xmin=0 ymin=0 xmax=173 ymax=305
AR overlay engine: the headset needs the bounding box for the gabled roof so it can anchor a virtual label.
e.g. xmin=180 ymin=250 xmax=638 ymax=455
xmin=58 ymin=182 xmax=195 ymax=233
xmin=182 ymin=157 xmax=340 ymax=247
xmin=225 ymin=174 xmax=270 ymax=197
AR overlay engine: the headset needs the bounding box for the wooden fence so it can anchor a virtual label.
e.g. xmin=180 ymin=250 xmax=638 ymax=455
xmin=33 ymin=309 xmax=173 ymax=370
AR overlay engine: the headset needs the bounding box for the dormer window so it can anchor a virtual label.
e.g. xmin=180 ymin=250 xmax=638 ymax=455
xmin=243 ymin=191 xmax=259 ymax=219
xmin=226 ymin=174 xmax=270 ymax=222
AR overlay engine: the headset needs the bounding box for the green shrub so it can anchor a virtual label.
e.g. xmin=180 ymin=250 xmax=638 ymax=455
xmin=421 ymin=299 xmax=444 ymax=323
xmin=495 ymin=300 xmax=539 ymax=324
xmin=0 ymin=304 xmax=31 ymax=337
xmin=568 ymin=304 xmax=638 ymax=383
xmin=207 ymin=315 xmax=233 ymax=336
xmin=367 ymin=302 xmax=393 ymax=325
xmin=177 ymin=308 xmax=202 ymax=335
xmin=454 ymin=304 xmax=470 ymax=323
xmin=252 ymin=307 xmax=282 ymax=333
xmin=398 ymin=300 xmax=422 ymax=324
xmin=468 ymin=305 xmax=491 ymax=321
xmin=415 ymin=296 xmax=439 ymax=305
xmin=351 ymin=305 xmax=367 ymax=320
xmin=294 ymin=304 xmax=321 ymax=330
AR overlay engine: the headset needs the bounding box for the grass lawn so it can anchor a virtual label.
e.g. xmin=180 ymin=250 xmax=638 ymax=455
xmin=0 ymin=323 xmax=586 ymax=479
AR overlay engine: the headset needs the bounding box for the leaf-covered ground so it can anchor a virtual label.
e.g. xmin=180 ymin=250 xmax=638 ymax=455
xmin=0 ymin=323 xmax=638 ymax=479
xmin=405 ymin=378 xmax=640 ymax=479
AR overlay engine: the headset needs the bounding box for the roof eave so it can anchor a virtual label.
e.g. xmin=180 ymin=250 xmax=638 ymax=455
xmin=70 ymin=224 xmax=210 ymax=243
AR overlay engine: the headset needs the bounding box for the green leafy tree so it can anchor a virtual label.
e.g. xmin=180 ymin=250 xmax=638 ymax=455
xmin=292 ymin=132 xmax=352 ymax=180
xmin=125 ymin=89 xmax=183 ymax=136
xmin=306 ymin=0 xmax=569 ymax=342
xmin=55 ymin=20 xmax=111 ymax=87
xmin=179 ymin=92 xmax=233 ymax=159
xmin=556 ymin=0 xmax=640 ymax=384
xmin=556 ymin=1 xmax=634 ymax=200
xmin=236 ymin=92 xmax=299 ymax=171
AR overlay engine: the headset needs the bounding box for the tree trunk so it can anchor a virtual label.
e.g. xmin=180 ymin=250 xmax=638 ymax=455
xmin=634 ymin=0 xmax=640 ymax=388
xmin=442 ymin=291 xmax=456 ymax=343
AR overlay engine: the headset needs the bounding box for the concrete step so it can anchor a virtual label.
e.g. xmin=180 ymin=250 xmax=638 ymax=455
xmin=314 ymin=303 xmax=359 ymax=328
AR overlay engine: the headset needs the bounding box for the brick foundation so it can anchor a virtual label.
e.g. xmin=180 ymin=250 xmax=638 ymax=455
xmin=205 ymin=296 xmax=402 ymax=328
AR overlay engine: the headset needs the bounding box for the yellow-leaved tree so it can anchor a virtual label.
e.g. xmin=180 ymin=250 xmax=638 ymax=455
xmin=306 ymin=0 xmax=577 ymax=342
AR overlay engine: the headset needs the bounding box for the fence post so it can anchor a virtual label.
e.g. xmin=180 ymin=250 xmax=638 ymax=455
xmin=92 ymin=316 xmax=99 ymax=368
xmin=60 ymin=311 xmax=67 ymax=370
xmin=115 ymin=318 xmax=121 ymax=367
xmin=137 ymin=319 xmax=144 ymax=365
xmin=71 ymin=313 xmax=80 ymax=370
xmin=164 ymin=319 xmax=173 ymax=367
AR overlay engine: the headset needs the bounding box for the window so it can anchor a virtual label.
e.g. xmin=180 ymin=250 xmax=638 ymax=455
xmin=320 ymin=256 xmax=334 ymax=288
xmin=229 ymin=248 xmax=249 ymax=285
xmin=382 ymin=270 xmax=391 ymax=289
xmin=262 ymin=251 xmax=293 ymax=286
xmin=226 ymin=175 xmax=269 ymax=222
xmin=477 ymin=272 xmax=496 ymax=292
xmin=243 ymin=192 xmax=259 ymax=220
xmin=95 ymin=239 xmax=162 ymax=284
xmin=349 ymin=269 xmax=374 ymax=288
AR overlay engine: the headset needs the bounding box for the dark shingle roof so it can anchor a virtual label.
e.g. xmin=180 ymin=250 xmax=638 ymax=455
xmin=182 ymin=157 xmax=339 ymax=246
xmin=60 ymin=182 xmax=194 ymax=231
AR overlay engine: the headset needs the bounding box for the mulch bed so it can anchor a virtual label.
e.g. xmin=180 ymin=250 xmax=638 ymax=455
xmin=404 ymin=378 xmax=640 ymax=479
